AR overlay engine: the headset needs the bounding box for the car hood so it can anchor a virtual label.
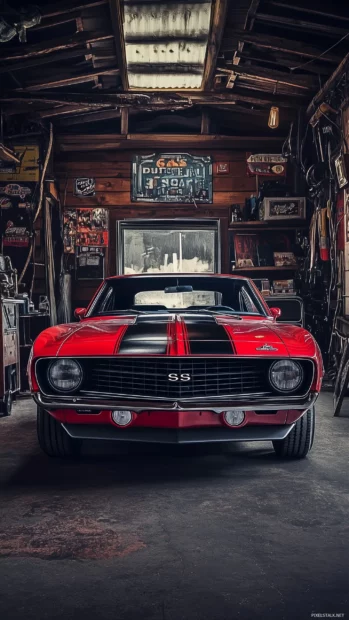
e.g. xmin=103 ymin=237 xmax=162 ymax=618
xmin=33 ymin=313 xmax=318 ymax=359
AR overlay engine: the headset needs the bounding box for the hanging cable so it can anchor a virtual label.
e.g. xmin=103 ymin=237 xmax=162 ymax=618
xmin=290 ymin=33 xmax=349 ymax=72
xmin=18 ymin=122 xmax=53 ymax=286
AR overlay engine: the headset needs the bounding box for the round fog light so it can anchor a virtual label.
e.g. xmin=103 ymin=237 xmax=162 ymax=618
xmin=223 ymin=410 xmax=245 ymax=427
xmin=112 ymin=410 xmax=132 ymax=427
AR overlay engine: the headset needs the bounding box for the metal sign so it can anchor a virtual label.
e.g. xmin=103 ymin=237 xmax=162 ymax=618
xmin=132 ymin=153 xmax=212 ymax=203
xmin=0 ymin=145 xmax=40 ymax=182
xmin=74 ymin=178 xmax=96 ymax=197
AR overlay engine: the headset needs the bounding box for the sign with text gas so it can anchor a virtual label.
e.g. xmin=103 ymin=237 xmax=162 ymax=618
xmin=132 ymin=153 xmax=212 ymax=203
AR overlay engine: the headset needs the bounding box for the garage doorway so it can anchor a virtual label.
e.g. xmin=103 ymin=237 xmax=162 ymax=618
xmin=117 ymin=219 xmax=220 ymax=275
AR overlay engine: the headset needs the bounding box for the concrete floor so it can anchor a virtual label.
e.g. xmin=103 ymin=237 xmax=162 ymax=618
xmin=0 ymin=394 xmax=348 ymax=620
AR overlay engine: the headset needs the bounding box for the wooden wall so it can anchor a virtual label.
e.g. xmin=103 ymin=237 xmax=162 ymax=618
xmin=55 ymin=147 xmax=257 ymax=305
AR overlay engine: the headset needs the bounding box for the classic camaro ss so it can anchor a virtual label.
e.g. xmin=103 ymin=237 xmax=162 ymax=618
xmin=29 ymin=274 xmax=323 ymax=459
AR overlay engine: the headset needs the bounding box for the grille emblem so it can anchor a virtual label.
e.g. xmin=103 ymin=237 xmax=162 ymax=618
xmin=256 ymin=344 xmax=278 ymax=351
xmin=168 ymin=373 xmax=191 ymax=382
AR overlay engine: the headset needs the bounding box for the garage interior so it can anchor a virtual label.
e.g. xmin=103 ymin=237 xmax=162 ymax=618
xmin=0 ymin=1 xmax=349 ymax=618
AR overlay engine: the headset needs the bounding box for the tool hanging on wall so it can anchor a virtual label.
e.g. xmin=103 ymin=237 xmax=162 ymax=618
xmin=319 ymin=203 xmax=330 ymax=261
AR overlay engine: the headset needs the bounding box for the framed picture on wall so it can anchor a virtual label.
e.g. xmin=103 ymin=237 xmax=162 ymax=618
xmin=234 ymin=234 xmax=258 ymax=268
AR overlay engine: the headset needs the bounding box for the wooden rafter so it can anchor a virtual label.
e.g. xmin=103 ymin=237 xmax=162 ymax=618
xmin=0 ymin=49 xmax=89 ymax=75
xmin=0 ymin=89 xmax=303 ymax=110
xmin=231 ymin=50 xmax=332 ymax=76
xmin=222 ymin=30 xmax=343 ymax=63
xmin=306 ymin=52 xmax=349 ymax=115
xmin=58 ymin=108 xmax=120 ymax=125
xmin=0 ymin=32 xmax=114 ymax=62
xmin=19 ymin=67 xmax=119 ymax=91
xmin=202 ymin=0 xmax=228 ymax=90
xmin=218 ymin=65 xmax=316 ymax=90
xmin=38 ymin=0 xmax=108 ymax=19
xmin=255 ymin=13 xmax=349 ymax=38
xmin=109 ymin=0 xmax=128 ymax=90
xmin=267 ymin=2 xmax=349 ymax=23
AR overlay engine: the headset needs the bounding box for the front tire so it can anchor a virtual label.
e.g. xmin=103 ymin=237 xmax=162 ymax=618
xmin=272 ymin=407 xmax=315 ymax=459
xmin=37 ymin=407 xmax=82 ymax=458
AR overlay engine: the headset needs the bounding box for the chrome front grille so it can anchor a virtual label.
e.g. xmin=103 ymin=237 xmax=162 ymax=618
xmin=83 ymin=358 xmax=271 ymax=399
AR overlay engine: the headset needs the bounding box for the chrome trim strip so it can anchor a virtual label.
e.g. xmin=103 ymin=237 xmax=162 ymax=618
xmin=61 ymin=423 xmax=296 ymax=444
xmin=33 ymin=391 xmax=319 ymax=413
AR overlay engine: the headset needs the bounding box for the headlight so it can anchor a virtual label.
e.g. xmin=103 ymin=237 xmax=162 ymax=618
xmin=269 ymin=360 xmax=303 ymax=393
xmin=48 ymin=359 xmax=83 ymax=393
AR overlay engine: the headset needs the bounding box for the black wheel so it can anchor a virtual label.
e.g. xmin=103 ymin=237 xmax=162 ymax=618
xmin=272 ymin=407 xmax=315 ymax=459
xmin=0 ymin=391 xmax=12 ymax=417
xmin=37 ymin=407 xmax=82 ymax=458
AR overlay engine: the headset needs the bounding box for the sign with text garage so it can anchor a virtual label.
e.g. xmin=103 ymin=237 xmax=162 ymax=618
xmin=132 ymin=153 xmax=212 ymax=203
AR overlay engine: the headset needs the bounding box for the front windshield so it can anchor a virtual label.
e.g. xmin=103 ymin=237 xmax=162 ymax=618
xmin=88 ymin=276 xmax=267 ymax=317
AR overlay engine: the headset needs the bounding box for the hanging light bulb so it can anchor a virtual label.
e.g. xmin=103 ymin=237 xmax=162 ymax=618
xmin=268 ymin=106 xmax=280 ymax=129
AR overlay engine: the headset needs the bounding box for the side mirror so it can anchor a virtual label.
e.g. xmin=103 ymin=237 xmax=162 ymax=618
xmin=74 ymin=307 xmax=87 ymax=320
xmin=270 ymin=307 xmax=282 ymax=320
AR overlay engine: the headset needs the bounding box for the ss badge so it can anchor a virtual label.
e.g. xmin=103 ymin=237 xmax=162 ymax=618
xmin=168 ymin=373 xmax=191 ymax=382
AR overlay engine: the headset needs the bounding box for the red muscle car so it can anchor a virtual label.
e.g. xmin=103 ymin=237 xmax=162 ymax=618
xmin=29 ymin=274 xmax=323 ymax=459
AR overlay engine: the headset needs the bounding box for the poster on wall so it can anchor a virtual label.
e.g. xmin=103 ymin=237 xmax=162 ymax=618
xmin=63 ymin=208 xmax=108 ymax=253
xmin=0 ymin=145 xmax=40 ymax=181
xmin=76 ymin=246 xmax=105 ymax=280
xmin=132 ymin=153 xmax=212 ymax=203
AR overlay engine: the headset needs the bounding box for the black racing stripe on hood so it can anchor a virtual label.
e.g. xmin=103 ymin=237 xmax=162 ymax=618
xmin=117 ymin=317 xmax=170 ymax=355
xmin=184 ymin=317 xmax=234 ymax=354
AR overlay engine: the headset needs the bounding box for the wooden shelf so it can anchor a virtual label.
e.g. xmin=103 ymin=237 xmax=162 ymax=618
xmin=233 ymin=266 xmax=299 ymax=272
xmin=229 ymin=221 xmax=307 ymax=231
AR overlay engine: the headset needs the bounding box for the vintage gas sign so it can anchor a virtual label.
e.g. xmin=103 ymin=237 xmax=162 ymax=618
xmin=132 ymin=153 xmax=212 ymax=203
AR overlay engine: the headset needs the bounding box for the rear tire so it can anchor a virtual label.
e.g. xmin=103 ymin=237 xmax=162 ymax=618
xmin=272 ymin=407 xmax=315 ymax=459
xmin=37 ymin=407 xmax=82 ymax=458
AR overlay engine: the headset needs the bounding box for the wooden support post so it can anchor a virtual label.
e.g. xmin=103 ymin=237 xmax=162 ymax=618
xmin=201 ymin=110 xmax=210 ymax=135
xmin=120 ymin=107 xmax=129 ymax=135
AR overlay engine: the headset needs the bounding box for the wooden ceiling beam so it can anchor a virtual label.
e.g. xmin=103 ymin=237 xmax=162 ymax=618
xmin=109 ymin=0 xmax=128 ymax=90
xmin=266 ymin=1 xmax=349 ymax=23
xmin=0 ymin=49 xmax=89 ymax=75
xmin=230 ymin=50 xmax=331 ymax=76
xmin=37 ymin=105 xmax=106 ymax=118
xmin=255 ymin=13 xmax=349 ymax=38
xmin=32 ymin=11 xmax=81 ymax=32
xmin=19 ymin=68 xmax=119 ymax=92
xmin=307 ymin=53 xmax=349 ymax=116
xmin=57 ymin=108 xmax=120 ymax=125
xmin=56 ymin=134 xmax=285 ymax=152
xmin=0 ymin=32 xmax=114 ymax=62
xmin=231 ymin=50 xmax=332 ymax=76
xmin=202 ymin=0 xmax=228 ymax=90
xmin=1 ymin=89 xmax=302 ymax=109
xmin=39 ymin=0 xmax=108 ymax=19
xmin=218 ymin=65 xmax=316 ymax=90
xmin=222 ymin=30 xmax=343 ymax=63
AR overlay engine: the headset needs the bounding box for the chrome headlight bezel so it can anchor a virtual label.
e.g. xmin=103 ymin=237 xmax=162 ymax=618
xmin=268 ymin=360 xmax=304 ymax=394
xmin=47 ymin=358 xmax=83 ymax=394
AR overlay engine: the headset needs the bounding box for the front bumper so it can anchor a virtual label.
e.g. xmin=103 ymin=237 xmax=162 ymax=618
xmin=33 ymin=391 xmax=319 ymax=413
xmin=62 ymin=423 xmax=296 ymax=444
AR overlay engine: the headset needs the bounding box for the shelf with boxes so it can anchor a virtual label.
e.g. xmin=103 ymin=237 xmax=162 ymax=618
xmin=229 ymin=200 xmax=307 ymax=297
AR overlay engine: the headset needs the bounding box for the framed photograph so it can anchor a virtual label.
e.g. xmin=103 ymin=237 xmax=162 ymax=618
xmin=216 ymin=162 xmax=230 ymax=175
xmin=274 ymin=252 xmax=297 ymax=267
xmin=234 ymin=234 xmax=258 ymax=268
xmin=261 ymin=197 xmax=306 ymax=221
xmin=273 ymin=279 xmax=295 ymax=294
